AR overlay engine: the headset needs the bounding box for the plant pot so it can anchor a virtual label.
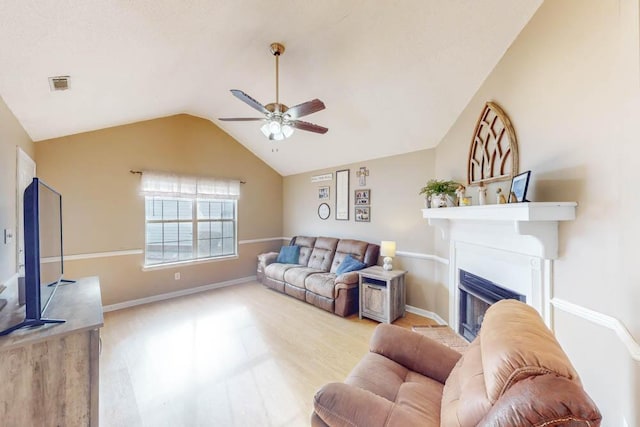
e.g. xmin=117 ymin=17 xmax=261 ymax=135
xmin=430 ymin=193 xmax=455 ymax=208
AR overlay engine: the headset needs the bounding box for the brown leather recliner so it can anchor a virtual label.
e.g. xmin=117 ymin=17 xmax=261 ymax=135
xmin=312 ymin=299 xmax=601 ymax=426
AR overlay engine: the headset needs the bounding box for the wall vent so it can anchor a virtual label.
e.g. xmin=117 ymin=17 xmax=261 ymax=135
xmin=48 ymin=76 xmax=70 ymax=91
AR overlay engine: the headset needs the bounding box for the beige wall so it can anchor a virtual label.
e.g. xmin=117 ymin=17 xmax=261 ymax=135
xmin=35 ymin=114 xmax=283 ymax=305
xmin=434 ymin=0 xmax=640 ymax=423
xmin=283 ymin=149 xmax=441 ymax=312
xmin=0 ymin=96 xmax=34 ymax=283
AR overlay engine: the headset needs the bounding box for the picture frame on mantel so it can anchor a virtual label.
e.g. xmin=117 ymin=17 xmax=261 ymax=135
xmin=509 ymin=170 xmax=531 ymax=203
xmin=335 ymin=170 xmax=349 ymax=220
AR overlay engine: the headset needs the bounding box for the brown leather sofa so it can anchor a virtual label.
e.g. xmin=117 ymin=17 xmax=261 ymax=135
xmin=312 ymin=299 xmax=601 ymax=426
xmin=257 ymin=236 xmax=379 ymax=317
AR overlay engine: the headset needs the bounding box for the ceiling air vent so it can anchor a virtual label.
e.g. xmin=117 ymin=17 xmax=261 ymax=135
xmin=48 ymin=76 xmax=70 ymax=91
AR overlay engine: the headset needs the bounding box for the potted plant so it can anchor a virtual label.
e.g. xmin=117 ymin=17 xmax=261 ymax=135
xmin=419 ymin=179 xmax=461 ymax=208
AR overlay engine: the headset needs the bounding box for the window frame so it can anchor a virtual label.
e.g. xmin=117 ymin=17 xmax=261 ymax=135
xmin=143 ymin=196 xmax=238 ymax=268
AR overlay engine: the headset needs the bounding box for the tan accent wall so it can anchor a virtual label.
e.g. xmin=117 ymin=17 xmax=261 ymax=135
xmin=433 ymin=0 xmax=640 ymax=423
xmin=35 ymin=114 xmax=283 ymax=305
xmin=283 ymin=149 xmax=440 ymax=312
xmin=0 ymin=96 xmax=34 ymax=282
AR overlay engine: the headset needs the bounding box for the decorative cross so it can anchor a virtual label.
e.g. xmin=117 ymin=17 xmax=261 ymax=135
xmin=356 ymin=167 xmax=369 ymax=186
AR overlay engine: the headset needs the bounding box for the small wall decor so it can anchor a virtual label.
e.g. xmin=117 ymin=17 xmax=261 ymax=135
xmin=355 ymin=189 xmax=370 ymax=205
xmin=318 ymin=186 xmax=330 ymax=200
xmin=318 ymin=203 xmax=330 ymax=220
xmin=508 ymin=170 xmax=531 ymax=203
xmin=311 ymin=173 xmax=333 ymax=183
xmin=355 ymin=206 xmax=370 ymax=222
xmin=335 ymin=169 xmax=349 ymax=220
xmin=468 ymin=101 xmax=519 ymax=186
xmin=356 ymin=167 xmax=369 ymax=186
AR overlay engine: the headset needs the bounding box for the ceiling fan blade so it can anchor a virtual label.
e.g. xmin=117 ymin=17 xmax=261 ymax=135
xmin=290 ymin=120 xmax=328 ymax=134
xmin=286 ymin=99 xmax=326 ymax=119
xmin=230 ymin=89 xmax=269 ymax=115
xmin=218 ymin=117 xmax=265 ymax=121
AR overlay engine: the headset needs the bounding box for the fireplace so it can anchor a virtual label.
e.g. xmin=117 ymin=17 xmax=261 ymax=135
xmin=423 ymin=203 xmax=577 ymax=330
xmin=458 ymin=269 xmax=525 ymax=341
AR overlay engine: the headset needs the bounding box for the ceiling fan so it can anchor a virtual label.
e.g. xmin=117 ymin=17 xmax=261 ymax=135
xmin=219 ymin=42 xmax=328 ymax=141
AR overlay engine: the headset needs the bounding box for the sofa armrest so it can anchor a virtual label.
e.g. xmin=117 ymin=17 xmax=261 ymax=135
xmin=478 ymin=374 xmax=602 ymax=426
xmin=314 ymin=382 xmax=427 ymax=427
xmin=257 ymin=252 xmax=279 ymax=269
xmin=334 ymin=271 xmax=359 ymax=285
xmin=369 ymin=324 xmax=462 ymax=384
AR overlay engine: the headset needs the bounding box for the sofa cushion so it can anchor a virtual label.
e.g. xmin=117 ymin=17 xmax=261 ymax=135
xmin=292 ymin=236 xmax=316 ymax=265
xmin=308 ymin=237 xmax=339 ymax=271
xmin=346 ymin=352 xmax=443 ymax=425
xmin=336 ymin=254 xmax=366 ymax=274
xmin=284 ymin=267 xmax=324 ymax=289
xmin=276 ymin=245 xmax=300 ymax=264
xmin=330 ymin=239 xmax=369 ymax=273
xmin=304 ymin=273 xmax=336 ymax=299
xmin=264 ymin=263 xmax=299 ymax=282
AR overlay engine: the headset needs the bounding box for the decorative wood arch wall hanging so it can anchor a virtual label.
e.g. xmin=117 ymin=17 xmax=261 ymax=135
xmin=467 ymin=101 xmax=519 ymax=185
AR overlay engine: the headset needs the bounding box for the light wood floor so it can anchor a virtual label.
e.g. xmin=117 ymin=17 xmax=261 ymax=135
xmin=99 ymin=281 xmax=435 ymax=427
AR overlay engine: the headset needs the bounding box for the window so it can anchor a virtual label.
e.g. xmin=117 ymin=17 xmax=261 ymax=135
xmin=145 ymin=198 xmax=237 ymax=266
xmin=140 ymin=171 xmax=240 ymax=267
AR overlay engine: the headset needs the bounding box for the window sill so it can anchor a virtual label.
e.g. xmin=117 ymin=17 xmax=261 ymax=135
xmin=142 ymin=254 xmax=238 ymax=271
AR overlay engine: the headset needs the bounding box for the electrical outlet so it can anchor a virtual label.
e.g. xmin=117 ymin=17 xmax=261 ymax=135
xmin=174 ymin=272 xmax=180 ymax=280
xmin=3 ymin=229 xmax=13 ymax=244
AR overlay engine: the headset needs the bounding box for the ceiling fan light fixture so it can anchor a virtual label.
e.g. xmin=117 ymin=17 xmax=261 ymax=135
xmin=268 ymin=120 xmax=282 ymax=134
xmin=282 ymin=124 xmax=294 ymax=138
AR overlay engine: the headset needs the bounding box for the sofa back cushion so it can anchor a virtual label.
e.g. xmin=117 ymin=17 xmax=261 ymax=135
xmin=308 ymin=237 xmax=339 ymax=271
xmin=330 ymin=239 xmax=369 ymax=273
xmin=441 ymin=300 xmax=582 ymax=427
xmin=291 ymin=236 xmax=316 ymax=265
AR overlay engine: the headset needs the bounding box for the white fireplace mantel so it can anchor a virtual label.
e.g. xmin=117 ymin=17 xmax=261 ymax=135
xmin=422 ymin=202 xmax=577 ymax=328
xmin=422 ymin=202 xmax=577 ymax=260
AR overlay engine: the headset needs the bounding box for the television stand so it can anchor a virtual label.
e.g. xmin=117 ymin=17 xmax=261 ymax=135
xmin=0 ymin=276 xmax=103 ymax=426
xmin=0 ymin=317 xmax=65 ymax=336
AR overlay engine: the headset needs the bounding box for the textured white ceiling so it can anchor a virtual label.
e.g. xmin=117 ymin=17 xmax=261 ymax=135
xmin=0 ymin=1 xmax=541 ymax=176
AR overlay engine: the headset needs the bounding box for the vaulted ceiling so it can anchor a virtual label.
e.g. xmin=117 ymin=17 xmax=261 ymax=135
xmin=0 ymin=1 xmax=541 ymax=176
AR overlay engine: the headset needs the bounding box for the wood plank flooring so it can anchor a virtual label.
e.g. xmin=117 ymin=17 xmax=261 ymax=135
xmin=99 ymin=281 xmax=435 ymax=427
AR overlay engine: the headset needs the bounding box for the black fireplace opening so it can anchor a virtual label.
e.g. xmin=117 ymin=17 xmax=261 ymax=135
xmin=458 ymin=270 xmax=525 ymax=341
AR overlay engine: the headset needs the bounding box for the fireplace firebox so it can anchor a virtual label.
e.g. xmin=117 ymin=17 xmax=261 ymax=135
xmin=458 ymin=270 xmax=525 ymax=341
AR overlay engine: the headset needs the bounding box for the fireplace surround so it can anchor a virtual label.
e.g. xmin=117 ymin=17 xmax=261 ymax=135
xmin=423 ymin=202 xmax=576 ymax=329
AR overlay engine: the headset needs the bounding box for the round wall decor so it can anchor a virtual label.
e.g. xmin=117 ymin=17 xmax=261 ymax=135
xmin=318 ymin=203 xmax=330 ymax=220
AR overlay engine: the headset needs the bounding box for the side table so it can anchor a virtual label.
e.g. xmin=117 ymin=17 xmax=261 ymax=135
xmin=358 ymin=266 xmax=407 ymax=324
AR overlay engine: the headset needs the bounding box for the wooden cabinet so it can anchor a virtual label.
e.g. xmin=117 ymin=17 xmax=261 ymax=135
xmin=0 ymin=277 xmax=103 ymax=427
xmin=359 ymin=266 xmax=407 ymax=324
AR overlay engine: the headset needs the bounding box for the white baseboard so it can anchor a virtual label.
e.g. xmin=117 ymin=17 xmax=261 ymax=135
xmin=405 ymin=304 xmax=447 ymax=325
xmin=551 ymin=297 xmax=640 ymax=361
xmin=103 ymin=275 xmax=257 ymax=312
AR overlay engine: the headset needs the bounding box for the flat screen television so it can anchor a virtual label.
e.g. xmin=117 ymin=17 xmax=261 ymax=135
xmin=0 ymin=178 xmax=68 ymax=336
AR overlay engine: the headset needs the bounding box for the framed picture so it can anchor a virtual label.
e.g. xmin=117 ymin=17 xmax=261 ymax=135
xmin=355 ymin=206 xmax=370 ymax=222
xmin=354 ymin=189 xmax=370 ymax=205
xmin=318 ymin=203 xmax=330 ymax=220
xmin=509 ymin=170 xmax=531 ymax=203
xmin=318 ymin=186 xmax=330 ymax=200
xmin=335 ymin=170 xmax=349 ymax=220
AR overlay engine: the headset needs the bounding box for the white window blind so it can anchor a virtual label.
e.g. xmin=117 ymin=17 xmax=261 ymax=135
xmin=140 ymin=171 xmax=240 ymax=200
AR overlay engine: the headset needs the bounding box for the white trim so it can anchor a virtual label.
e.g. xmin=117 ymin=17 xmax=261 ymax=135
xmin=142 ymin=254 xmax=238 ymax=271
xmin=396 ymin=250 xmax=449 ymax=265
xmin=238 ymin=237 xmax=288 ymax=245
xmin=551 ymin=298 xmax=640 ymax=361
xmin=405 ymin=304 xmax=447 ymax=325
xmin=50 ymin=249 xmax=144 ymax=262
xmin=103 ymin=275 xmax=257 ymax=312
